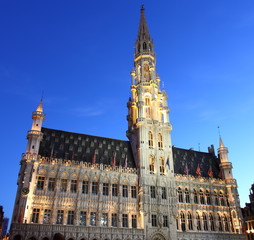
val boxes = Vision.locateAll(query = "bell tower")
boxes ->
[127,5,177,239]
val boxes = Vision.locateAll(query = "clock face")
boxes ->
[21,187,29,195]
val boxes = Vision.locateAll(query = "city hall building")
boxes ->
[10,6,245,240]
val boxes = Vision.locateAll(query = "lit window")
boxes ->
[150,186,156,198]
[31,209,40,223]
[111,213,117,227]
[48,178,56,192]
[79,211,86,226]
[60,179,67,192]
[103,183,109,196]
[131,186,137,198]
[132,215,137,228]
[92,182,98,195]
[56,210,64,224]
[123,185,128,197]
[37,177,45,190]
[90,212,97,226]
[112,184,118,197]
[82,181,89,194]
[67,210,74,225]
[122,214,128,227]
[43,209,51,224]
[70,180,77,193]
[151,215,157,227]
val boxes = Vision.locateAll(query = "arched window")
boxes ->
[178,187,183,203]
[194,189,198,204]
[218,214,223,231]
[203,213,208,231]
[209,213,215,231]
[220,191,225,206]
[148,131,153,147]
[149,155,155,174]
[185,188,190,203]
[159,157,165,175]
[187,212,193,230]
[145,98,151,118]
[206,190,211,205]
[196,212,201,231]
[224,214,229,232]
[214,190,219,205]
[180,211,186,232]
[143,42,147,50]
[158,133,163,149]
[200,189,205,204]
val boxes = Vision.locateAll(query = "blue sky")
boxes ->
[0,0,254,221]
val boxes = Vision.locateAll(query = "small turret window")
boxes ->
[143,42,147,50]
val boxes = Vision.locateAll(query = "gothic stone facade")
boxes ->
[10,6,245,240]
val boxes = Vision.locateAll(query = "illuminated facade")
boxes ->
[10,6,245,240]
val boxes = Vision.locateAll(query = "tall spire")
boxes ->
[135,5,154,57]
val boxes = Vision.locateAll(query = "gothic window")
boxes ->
[150,186,156,198]
[206,190,211,205]
[178,187,183,203]
[111,213,117,227]
[200,189,205,204]
[70,180,77,193]
[92,182,98,195]
[56,210,64,224]
[151,214,157,227]
[185,188,190,203]
[122,214,128,227]
[176,215,179,230]
[162,187,167,199]
[224,214,230,232]
[60,179,67,192]
[31,209,40,223]
[82,181,89,194]
[67,210,74,225]
[131,186,137,198]
[143,42,147,50]
[148,131,153,147]
[123,185,128,197]
[149,155,155,174]
[194,188,198,204]
[48,178,56,192]
[203,213,208,231]
[43,209,51,224]
[220,191,225,206]
[196,212,201,231]
[112,184,118,197]
[158,133,163,149]
[209,213,215,231]
[214,190,219,205]
[159,157,165,175]
[37,176,45,190]
[90,212,97,226]
[187,212,193,230]
[163,215,168,227]
[101,213,108,226]
[218,214,223,231]
[132,215,137,228]
[100,183,108,195]
[180,211,186,231]
[79,211,86,226]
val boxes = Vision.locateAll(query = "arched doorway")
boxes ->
[53,233,65,240]
[151,233,166,240]
[13,235,22,240]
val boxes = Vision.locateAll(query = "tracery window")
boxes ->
[122,185,128,197]
[163,215,168,227]
[131,186,137,198]
[132,215,137,228]
[67,210,74,225]
[196,212,201,231]
[90,212,97,226]
[220,191,226,206]
[37,176,45,190]
[92,182,98,195]
[101,213,108,226]
[218,214,223,231]
[149,155,155,174]
[159,157,165,175]
[122,214,128,227]
[82,181,89,194]
[158,133,163,149]
[203,213,208,231]
[194,189,198,204]
[150,186,156,198]
[224,214,230,232]
[200,189,205,204]
[60,179,67,192]
[70,180,77,193]
[187,212,193,230]
[103,183,109,196]
[162,187,167,199]
[56,210,64,224]
[206,190,211,205]
[148,131,153,147]
[209,213,215,231]
[31,208,40,223]
[111,213,117,227]
[152,214,157,227]
[180,211,186,231]
[143,42,147,50]
[214,190,219,205]
[79,211,86,226]
[112,184,118,197]
[185,188,190,203]
[48,178,56,192]
[178,187,183,203]
[43,209,51,224]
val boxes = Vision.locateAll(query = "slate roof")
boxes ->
[39,127,221,178]
[39,127,136,168]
